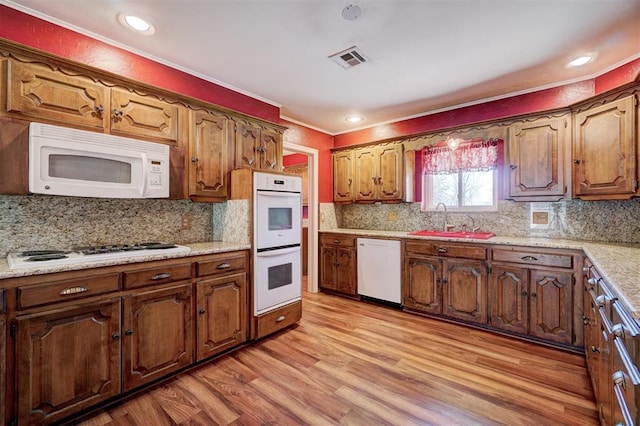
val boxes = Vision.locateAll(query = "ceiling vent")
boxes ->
[329,46,369,69]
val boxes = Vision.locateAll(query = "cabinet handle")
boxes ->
[582,266,591,273]
[112,109,124,119]
[583,315,591,326]
[348,178,352,186]
[521,256,537,262]
[442,279,448,284]
[591,345,600,353]
[612,323,625,339]
[334,240,340,244]
[509,164,517,170]
[437,247,448,254]
[276,315,286,322]
[596,294,608,307]
[199,309,206,315]
[522,291,528,297]
[333,262,340,267]
[573,159,581,164]
[612,371,626,388]
[530,292,537,298]
[191,157,198,163]
[125,329,133,336]
[112,332,120,340]
[151,272,171,280]
[60,286,89,295]
[587,277,598,287]
[436,278,441,284]
[94,105,104,117]
[217,263,231,269]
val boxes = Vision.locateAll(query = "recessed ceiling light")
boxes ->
[567,53,595,68]
[345,116,363,123]
[118,13,155,35]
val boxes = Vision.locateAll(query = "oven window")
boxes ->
[268,263,292,290]
[268,207,292,231]
[49,155,132,183]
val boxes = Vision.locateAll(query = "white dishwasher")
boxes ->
[357,238,401,304]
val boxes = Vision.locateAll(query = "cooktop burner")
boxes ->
[7,243,191,270]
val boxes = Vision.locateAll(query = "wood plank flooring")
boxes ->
[77,287,598,425]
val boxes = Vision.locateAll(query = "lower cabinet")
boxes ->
[319,234,357,297]
[489,264,573,344]
[196,272,247,361]
[15,299,122,425]
[122,283,193,391]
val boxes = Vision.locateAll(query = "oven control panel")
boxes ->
[254,172,302,193]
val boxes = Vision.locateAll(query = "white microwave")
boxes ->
[29,122,170,199]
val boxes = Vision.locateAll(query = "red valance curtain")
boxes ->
[423,138,502,174]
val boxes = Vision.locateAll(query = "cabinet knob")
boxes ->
[612,323,625,339]
[191,157,198,163]
[583,315,591,326]
[199,309,206,315]
[587,277,598,287]
[112,109,124,119]
[112,332,120,340]
[573,159,581,164]
[582,266,591,273]
[276,315,286,322]
[125,329,133,336]
[509,164,517,170]
[530,292,537,298]
[522,291,528,297]
[591,345,600,353]
[94,105,104,117]
[437,247,448,254]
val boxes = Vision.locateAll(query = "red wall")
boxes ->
[283,154,308,166]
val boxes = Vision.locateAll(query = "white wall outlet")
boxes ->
[530,203,551,229]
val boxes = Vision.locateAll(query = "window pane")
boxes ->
[432,173,459,207]
[462,170,494,206]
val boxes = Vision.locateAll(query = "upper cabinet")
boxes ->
[333,143,403,204]
[507,114,569,201]
[573,95,637,200]
[5,60,182,145]
[333,150,355,203]
[234,121,283,171]
[188,109,233,200]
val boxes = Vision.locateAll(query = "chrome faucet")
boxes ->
[435,202,453,231]
[467,215,480,233]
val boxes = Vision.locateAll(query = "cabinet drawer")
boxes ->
[404,241,486,260]
[321,234,356,247]
[123,263,191,289]
[17,273,119,309]
[491,248,573,268]
[195,253,247,277]
[254,300,301,339]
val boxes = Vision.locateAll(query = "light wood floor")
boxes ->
[77,285,598,426]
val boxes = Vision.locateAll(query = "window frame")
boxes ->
[421,168,499,213]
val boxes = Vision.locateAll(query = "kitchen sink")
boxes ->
[407,230,495,239]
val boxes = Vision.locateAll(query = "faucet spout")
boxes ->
[435,202,450,232]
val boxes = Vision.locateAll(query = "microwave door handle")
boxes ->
[256,246,300,257]
[140,153,149,197]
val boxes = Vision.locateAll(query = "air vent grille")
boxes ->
[329,46,369,69]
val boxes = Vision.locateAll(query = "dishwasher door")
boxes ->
[357,238,401,303]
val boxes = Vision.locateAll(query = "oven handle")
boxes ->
[256,246,300,257]
[256,190,301,197]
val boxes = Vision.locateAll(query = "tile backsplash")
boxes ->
[0,195,213,256]
[321,199,640,244]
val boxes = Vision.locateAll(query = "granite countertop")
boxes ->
[0,241,251,280]
[322,228,640,321]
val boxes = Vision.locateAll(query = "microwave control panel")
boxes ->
[149,160,164,187]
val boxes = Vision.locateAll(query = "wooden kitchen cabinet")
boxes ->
[403,241,488,324]
[122,283,193,392]
[489,246,577,346]
[320,234,357,297]
[354,144,404,203]
[507,114,569,200]
[4,60,182,145]
[188,109,233,200]
[573,95,637,200]
[15,299,121,425]
[234,121,283,171]
[333,150,355,203]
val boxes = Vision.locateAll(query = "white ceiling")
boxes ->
[3,0,640,135]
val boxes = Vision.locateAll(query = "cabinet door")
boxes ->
[336,248,357,295]
[442,259,488,324]
[584,289,601,392]
[110,88,179,143]
[320,247,338,291]
[508,117,567,199]
[489,264,528,334]
[377,144,404,201]
[122,284,193,392]
[16,300,121,425]
[403,256,442,314]
[196,272,247,361]
[234,122,260,169]
[573,96,636,199]
[6,60,107,129]
[189,110,231,198]
[354,147,377,202]
[528,269,573,344]
[260,127,282,170]
[333,151,354,202]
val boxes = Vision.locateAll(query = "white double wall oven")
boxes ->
[253,172,303,315]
